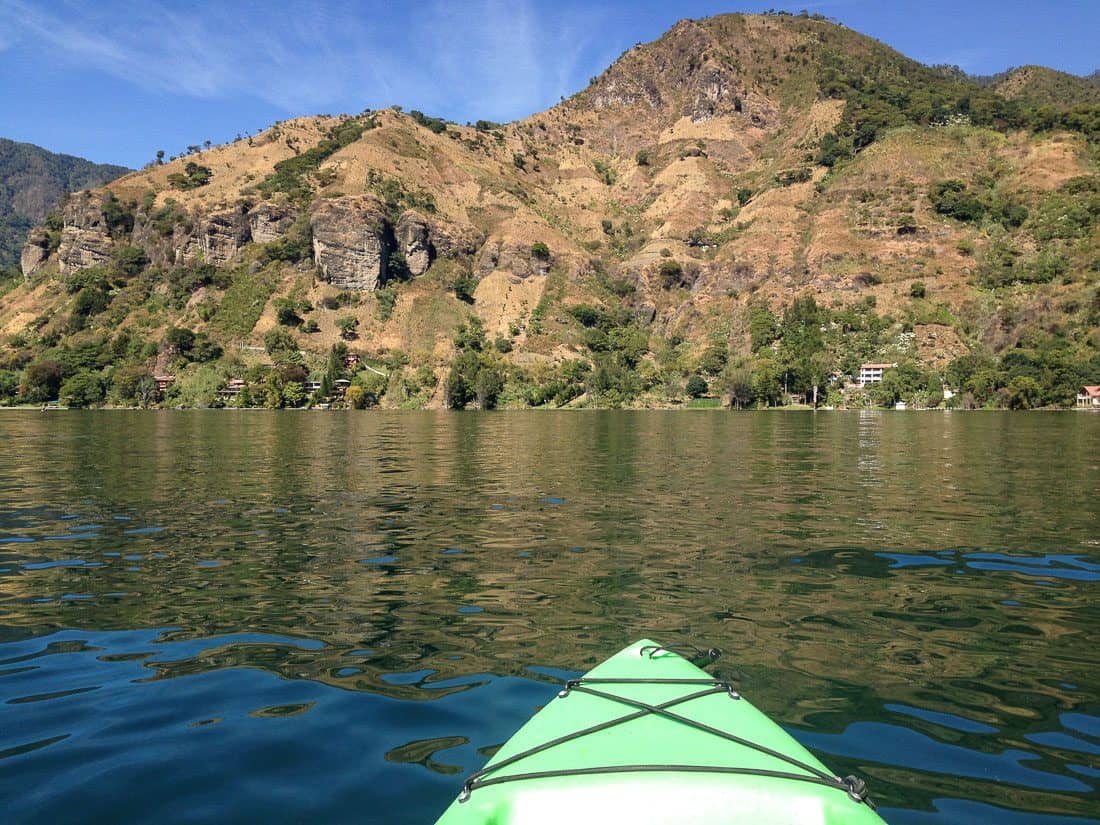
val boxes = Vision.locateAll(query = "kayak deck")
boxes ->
[436,639,887,824]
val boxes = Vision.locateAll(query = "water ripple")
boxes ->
[0,411,1097,823]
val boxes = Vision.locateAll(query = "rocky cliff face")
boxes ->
[248,202,298,244]
[310,196,390,291]
[186,206,251,266]
[56,193,114,274]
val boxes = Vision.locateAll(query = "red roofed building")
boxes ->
[1077,386,1100,409]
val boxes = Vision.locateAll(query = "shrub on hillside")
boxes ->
[929,180,985,222]
[168,162,213,191]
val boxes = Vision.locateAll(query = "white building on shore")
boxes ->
[858,363,896,387]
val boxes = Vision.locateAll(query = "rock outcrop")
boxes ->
[310,196,390,291]
[57,194,114,274]
[169,206,249,266]
[429,222,482,261]
[477,239,551,279]
[193,206,251,265]
[20,228,50,277]
[248,201,298,244]
[395,210,432,276]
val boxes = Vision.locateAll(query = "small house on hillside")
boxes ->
[858,363,896,387]
[154,375,175,393]
[218,378,246,399]
[344,352,360,369]
[1077,386,1100,409]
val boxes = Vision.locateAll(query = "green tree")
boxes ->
[747,302,779,353]
[315,372,333,403]
[262,373,284,408]
[965,369,1002,407]
[110,365,155,407]
[445,350,480,409]
[274,299,302,326]
[337,315,359,340]
[779,295,824,394]
[264,327,299,360]
[454,317,486,351]
[751,358,783,407]
[349,370,387,408]
[929,180,985,222]
[723,367,755,410]
[70,286,111,328]
[926,375,945,408]
[451,273,478,304]
[697,343,728,376]
[0,370,19,403]
[475,366,505,409]
[1005,376,1041,409]
[21,361,63,403]
[60,370,105,408]
[167,161,212,190]
[376,287,397,320]
[111,245,148,280]
[685,375,708,398]
[282,381,306,407]
[164,326,196,354]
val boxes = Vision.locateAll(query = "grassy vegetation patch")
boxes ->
[208,268,281,337]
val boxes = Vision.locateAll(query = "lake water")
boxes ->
[1,410,1098,823]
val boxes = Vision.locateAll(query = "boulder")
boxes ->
[248,201,298,244]
[476,238,549,280]
[20,228,50,277]
[431,222,482,261]
[310,196,390,291]
[395,210,432,276]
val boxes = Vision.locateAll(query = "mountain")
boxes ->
[1,11,1097,410]
[991,66,1100,108]
[0,139,128,271]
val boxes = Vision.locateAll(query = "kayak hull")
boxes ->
[435,639,887,824]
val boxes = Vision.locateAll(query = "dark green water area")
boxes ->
[1,410,1098,823]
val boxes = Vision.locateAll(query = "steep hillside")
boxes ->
[1,11,1097,411]
[0,139,128,270]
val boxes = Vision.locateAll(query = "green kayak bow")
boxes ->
[436,639,888,824]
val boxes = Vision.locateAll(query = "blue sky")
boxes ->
[0,0,1097,168]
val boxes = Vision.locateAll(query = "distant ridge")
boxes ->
[0,138,129,269]
[989,65,1100,108]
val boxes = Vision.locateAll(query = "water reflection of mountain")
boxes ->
[2,411,1098,819]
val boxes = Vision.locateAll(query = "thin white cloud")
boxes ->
[0,0,610,121]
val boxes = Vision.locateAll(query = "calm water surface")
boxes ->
[1,411,1098,823]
